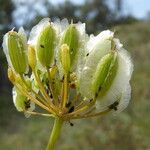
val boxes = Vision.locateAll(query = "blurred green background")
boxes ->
[0,0,150,149]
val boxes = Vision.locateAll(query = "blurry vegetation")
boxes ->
[0,0,14,62]
[0,0,15,124]
[0,0,150,150]
[26,0,138,33]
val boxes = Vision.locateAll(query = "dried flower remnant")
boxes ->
[3,18,133,150]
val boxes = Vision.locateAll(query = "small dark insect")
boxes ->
[24,100,30,109]
[69,121,74,126]
[40,44,45,48]
[70,83,76,89]
[66,102,71,108]
[89,99,93,102]
[68,106,74,113]
[50,93,53,99]
[86,53,89,56]
[108,101,119,111]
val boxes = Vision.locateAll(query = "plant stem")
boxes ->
[46,117,63,150]
[33,70,59,113]
[62,74,68,108]
[46,67,58,105]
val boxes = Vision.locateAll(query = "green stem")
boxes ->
[46,117,63,150]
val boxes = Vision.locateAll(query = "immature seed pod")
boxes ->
[36,24,56,68]
[3,28,28,74]
[60,44,70,74]
[12,87,34,112]
[92,52,118,98]
[28,45,36,69]
[79,30,114,98]
[61,24,79,70]
[79,30,133,112]
[13,88,27,112]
